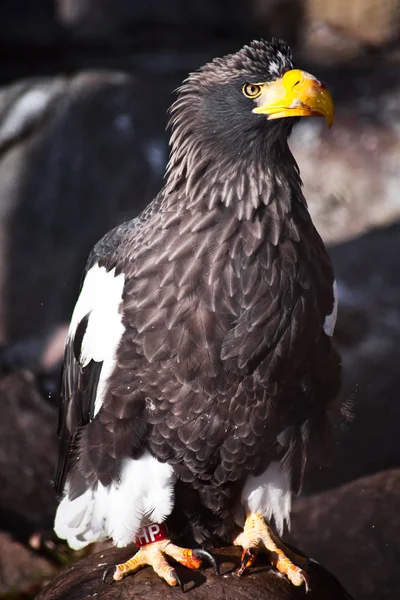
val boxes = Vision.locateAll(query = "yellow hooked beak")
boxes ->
[252,69,334,127]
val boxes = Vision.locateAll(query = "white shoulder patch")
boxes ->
[323,280,338,337]
[54,452,176,549]
[68,263,125,417]
[240,461,291,535]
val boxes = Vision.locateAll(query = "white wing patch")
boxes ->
[323,280,338,337]
[54,452,176,549]
[68,263,125,417]
[240,461,291,535]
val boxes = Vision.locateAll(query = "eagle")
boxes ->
[54,38,341,591]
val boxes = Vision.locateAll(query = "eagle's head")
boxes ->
[168,39,333,171]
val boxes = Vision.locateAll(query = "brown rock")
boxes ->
[0,530,56,596]
[300,20,366,64]
[0,70,171,374]
[0,371,57,535]
[301,0,400,64]
[37,545,352,600]
[305,0,400,46]
[290,469,400,600]
[289,67,400,492]
[295,218,400,493]
[290,78,400,245]
[54,0,247,44]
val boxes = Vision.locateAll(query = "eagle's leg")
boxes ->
[106,539,217,588]
[234,513,309,590]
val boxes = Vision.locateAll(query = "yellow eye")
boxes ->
[242,83,262,98]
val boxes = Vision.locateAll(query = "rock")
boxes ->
[305,0,400,47]
[290,469,400,600]
[0,371,57,535]
[1,1,400,83]
[302,221,400,492]
[300,0,400,65]
[0,70,171,375]
[37,545,352,600]
[0,530,57,596]
[54,0,248,44]
[250,0,303,46]
[290,65,400,245]
[0,76,67,347]
[0,1,61,47]
[288,67,400,492]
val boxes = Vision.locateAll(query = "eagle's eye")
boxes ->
[242,83,263,99]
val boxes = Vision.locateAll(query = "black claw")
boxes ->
[193,548,220,575]
[302,570,310,593]
[243,548,256,565]
[172,569,184,592]
[237,547,257,577]
[102,565,117,584]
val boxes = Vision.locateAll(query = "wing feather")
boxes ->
[54,222,132,497]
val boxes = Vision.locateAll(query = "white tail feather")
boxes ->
[54,452,176,549]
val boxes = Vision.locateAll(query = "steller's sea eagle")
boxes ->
[54,39,342,590]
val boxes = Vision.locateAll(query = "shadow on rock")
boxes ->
[305,222,400,492]
[0,371,57,538]
[291,468,400,600]
[37,545,352,600]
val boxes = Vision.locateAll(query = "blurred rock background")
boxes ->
[0,1,400,598]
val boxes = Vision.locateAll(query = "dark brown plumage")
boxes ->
[54,39,342,557]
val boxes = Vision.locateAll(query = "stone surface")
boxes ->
[2,1,400,81]
[305,0,400,47]
[19,469,400,600]
[290,469,400,600]
[54,0,248,43]
[0,77,67,345]
[303,221,400,493]
[0,371,57,536]
[0,70,171,374]
[0,530,57,596]
[291,65,400,245]
[288,67,400,493]
[37,545,352,600]
[299,0,400,65]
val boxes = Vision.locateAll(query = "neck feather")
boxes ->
[162,105,305,219]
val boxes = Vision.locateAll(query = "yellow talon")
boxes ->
[234,513,309,590]
[104,537,217,588]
